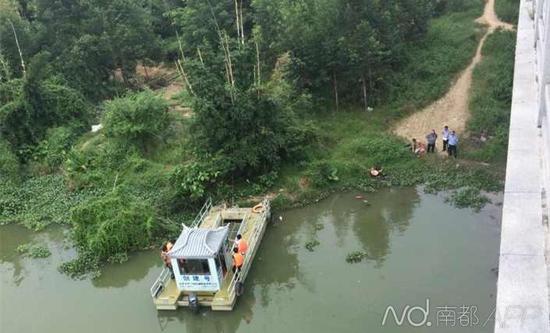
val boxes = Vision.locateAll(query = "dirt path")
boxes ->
[392,0,513,149]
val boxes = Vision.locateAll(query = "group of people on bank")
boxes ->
[412,125,459,158]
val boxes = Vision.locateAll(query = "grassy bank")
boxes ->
[495,0,521,25]
[384,4,485,118]
[463,29,516,163]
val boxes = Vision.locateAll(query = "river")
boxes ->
[0,188,501,332]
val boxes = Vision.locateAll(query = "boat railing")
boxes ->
[227,198,270,300]
[236,210,250,236]
[150,266,172,299]
[189,197,212,228]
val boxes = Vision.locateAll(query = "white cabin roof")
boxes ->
[168,225,229,259]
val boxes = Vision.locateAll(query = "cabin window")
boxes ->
[178,259,210,275]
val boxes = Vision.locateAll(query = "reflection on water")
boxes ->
[0,188,501,333]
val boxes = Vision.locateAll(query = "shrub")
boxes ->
[102,90,170,151]
[0,139,19,181]
[33,126,80,173]
[71,191,158,261]
[171,156,228,201]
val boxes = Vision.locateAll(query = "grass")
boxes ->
[384,4,485,119]
[463,29,516,163]
[495,0,521,25]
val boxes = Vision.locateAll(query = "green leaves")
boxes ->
[71,191,158,262]
[102,90,170,151]
[16,243,51,258]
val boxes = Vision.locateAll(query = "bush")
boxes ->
[306,161,340,188]
[102,90,170,151]
[33,126,80,173]
[171,156,228,201]
[495,0,520,24]
[344,135,410,166]
[71,191,158,261]
[0,139,19,181]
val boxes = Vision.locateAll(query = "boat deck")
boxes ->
[151,201,270,311]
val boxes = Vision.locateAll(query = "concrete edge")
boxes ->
[494,0,550,332]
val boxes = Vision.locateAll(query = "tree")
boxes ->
[102,90,171,151]
[0,53,93,156]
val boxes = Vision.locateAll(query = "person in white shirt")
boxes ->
[441,125,450,152]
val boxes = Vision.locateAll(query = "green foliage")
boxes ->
[0,175,102,230]
[0,138,19,181]
[306,161,340,188]
[16,243,51,258]
[346,251,368,263]
[305,239,320,252]
[58,251,101,279]
[465,30,516,162]
[34,0,162,99]
[447,187,490,212]
[171,157,225,201]
[71,191,158,262]
[386,8,484,115]
[32,126,80,173]
[188,47,315,177]
[102,91,170,151]
[0,56,93,156]
[495,0,520,24]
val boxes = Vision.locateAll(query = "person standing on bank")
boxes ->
[447,130,459,158]
[441,126,450,152]
[426,129,437,153]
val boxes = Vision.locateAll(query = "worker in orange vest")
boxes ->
[235,234,248,255]
[232,247,244,273]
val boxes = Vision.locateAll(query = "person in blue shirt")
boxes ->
[447,130,459,158]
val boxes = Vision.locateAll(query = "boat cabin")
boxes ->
[168,226,231,293]
[150,198,270,311]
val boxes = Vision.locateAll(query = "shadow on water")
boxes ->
[351,187,420,267]
[92,251,161,288]
[156,292,256,333]
[0,224,68,286]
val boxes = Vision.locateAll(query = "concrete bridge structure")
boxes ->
[495,0,550,332]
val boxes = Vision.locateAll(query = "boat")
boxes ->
[150,198,271,311]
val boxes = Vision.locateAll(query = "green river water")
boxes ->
[0,188,501,333]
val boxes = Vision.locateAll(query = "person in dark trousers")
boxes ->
[447,130,458,158]
[441,126,450,152]
[426,129,437,153]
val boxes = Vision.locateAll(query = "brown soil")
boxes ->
[392,0,513,152]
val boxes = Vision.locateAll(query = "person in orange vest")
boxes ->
[235,234,248,255]
[232,247,244,273]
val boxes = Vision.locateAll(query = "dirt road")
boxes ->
[392,0,513,149]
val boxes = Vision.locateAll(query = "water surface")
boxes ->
[0,188,501,332]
